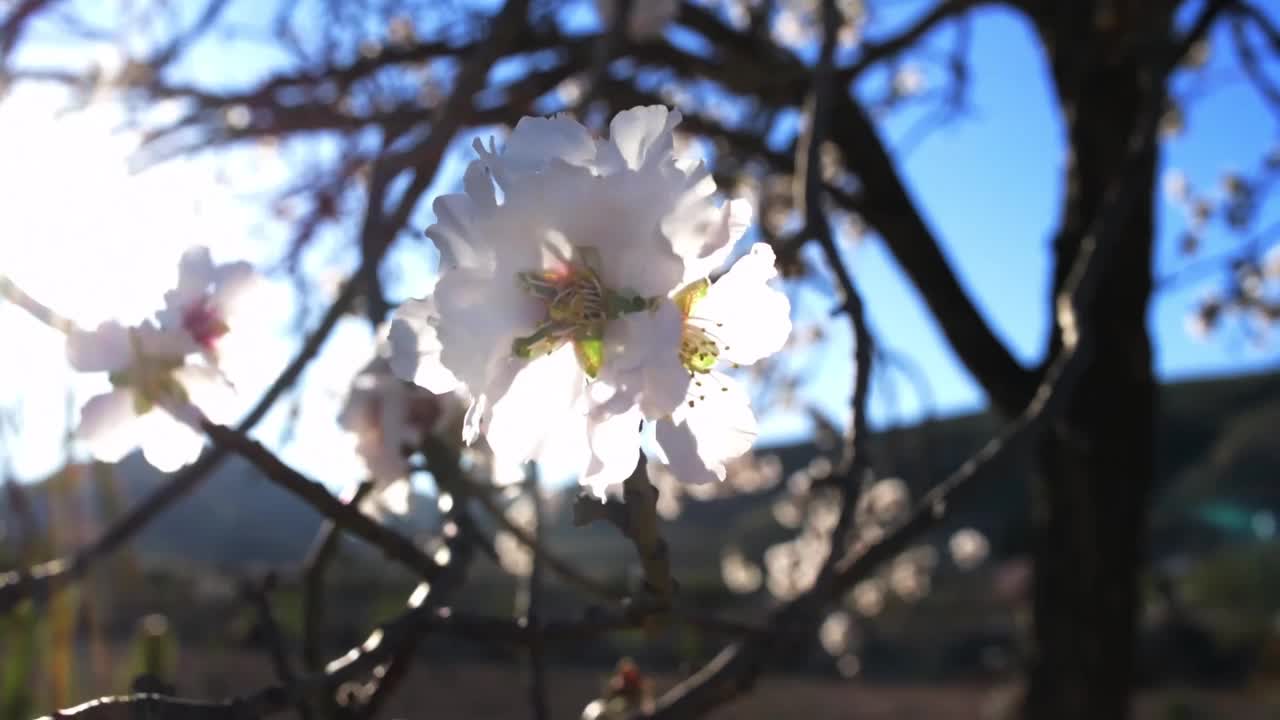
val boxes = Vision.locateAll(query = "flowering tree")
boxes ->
[0,1,1274,719]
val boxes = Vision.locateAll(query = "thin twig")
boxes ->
[796,0,877,585]
[572,459,674,618]
[0,274,75,333]
[473,481,622,602]
[574,0,632,113]
[522,464,551,720]
[834,0,989,84]
[242,575,311,720]
[299,480,374,673]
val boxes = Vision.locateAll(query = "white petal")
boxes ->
[138,409,206,473]
[157,246,216,329]
[667,196,753,284]
[136,320,199,360]
[428,190,491,272]
[387,297,461,394]
[484,345,583,466]
[337,377,375,434]
[66,322,132,372]
[581,404,644,499]
[434,268,539,395]
[177,246,216,287]
[555,166,687,299]
[602,106,680,171]
[173,364,238,425]
[603,303,690,420]
[658,372,758,483]
[210,261,268,323]
[655,418,719,484]
[76,388,142,463]
[696,243,791,366]
[461,156,498,210]
[494,114,596,176]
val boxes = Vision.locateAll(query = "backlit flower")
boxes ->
[613,243,790,484]
[338,356,459,516]
[68,320,235,471]
[155,246,266,373]
[68,246,261,471]
[390,106,749,495]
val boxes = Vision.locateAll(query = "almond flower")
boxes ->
[609,243,791,484]
[68,247,263,471]
[338,356,460,517]
[389,106,750,494]
[155,246,265,370]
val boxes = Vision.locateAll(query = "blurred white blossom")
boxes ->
[819,610,856,656]
[849,578,886,617]
[948,527,990,570]
[338,356,461,517]
[69,246,262,471]
[721,547,763,594]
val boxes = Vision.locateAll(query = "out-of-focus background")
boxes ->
[1,0,1280,718]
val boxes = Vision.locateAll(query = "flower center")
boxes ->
[680,326,720,374]
[182,301,230,350]
[673,278,726,375]
[511,251,652,378]
[548,273,608,326]
[108,330,190,415]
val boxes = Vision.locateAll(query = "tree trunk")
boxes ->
[1024,4,1169,718]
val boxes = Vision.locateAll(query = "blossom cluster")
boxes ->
[65,106,787,503]
[390,106,790,497]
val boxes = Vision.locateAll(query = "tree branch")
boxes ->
[835,0,993,84]
[0,274,75,334]
[299,480,373,673]
[827,89,1038,415]
[473,479,622,602]
[202,421,447,584]
[241,575,310,720]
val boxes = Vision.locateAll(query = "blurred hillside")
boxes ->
[2,370,1279,693]
[8,370,1278,577]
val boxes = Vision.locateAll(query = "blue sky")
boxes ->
[1,0,1278,488]
[792,1,1280,433]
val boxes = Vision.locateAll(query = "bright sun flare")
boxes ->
[0,88,199,328]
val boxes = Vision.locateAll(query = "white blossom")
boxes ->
[390,106,750,496]
[68,246,262,472]
[338,356,459,517]
[155,245,268,374]
[595,0,679,39]
[618,243,791,485]
[68,321,235,471]
[949,527,990,570]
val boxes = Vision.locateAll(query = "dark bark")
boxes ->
[829,93,1038,416]
[1024,3,1170,717]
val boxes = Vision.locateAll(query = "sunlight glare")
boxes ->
[0,92,205,328]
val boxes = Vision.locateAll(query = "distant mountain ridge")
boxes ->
[3,369,1278,576]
